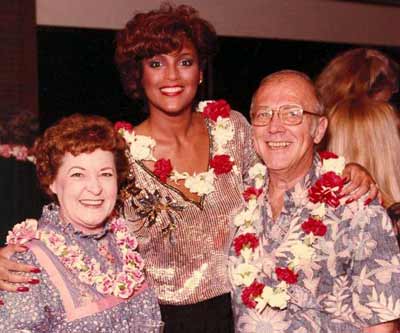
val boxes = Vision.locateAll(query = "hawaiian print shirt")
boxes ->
[230,155,400,333]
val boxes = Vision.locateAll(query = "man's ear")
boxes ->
[313,116,328,145]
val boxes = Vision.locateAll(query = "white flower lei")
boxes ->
[230,154,346,312]
[118,100,236,196]
[7,217,145,299]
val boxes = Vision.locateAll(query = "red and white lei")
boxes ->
[7,217,145,299]
[0,144,35,163]
[114,100,237,196]
[230,152,346,312]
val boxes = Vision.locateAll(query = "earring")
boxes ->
[199,78,203,85]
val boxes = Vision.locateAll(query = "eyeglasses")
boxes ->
[251,104,321,126]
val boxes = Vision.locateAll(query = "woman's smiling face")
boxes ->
[141,39,202,115]
[49,148,118,234]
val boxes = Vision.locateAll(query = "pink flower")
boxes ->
[13,146,28,161]
[114,121,133,132]
[202,100,231,121]
[6,219,38,245]
[131,268,145,284]
[117,234,138,250]
[0,144,12,158]
[241,280,265,309]
[124,250,145,271]
[110,218,129,233]
[96,274,114,295]
[210,154,233,175]
[233,233,259,256]
[243,187,263,201]
[114,272,135,299]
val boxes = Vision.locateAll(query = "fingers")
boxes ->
[0,279,30,293]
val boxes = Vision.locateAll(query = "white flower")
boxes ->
[184,170,216,195]
[196,100,214,113]
[212,118,234,153]
[232,263,259,287]
[290,241,315,267]
[309,202,326,218]
[6,219,38,245]
[321,156,345,175]
[123,131,156,161]
[248,163,267,189]
[233,204,260,229]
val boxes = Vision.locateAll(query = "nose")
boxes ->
[166,63,178,80]
[86,176,102,195]
[268,111,285,134]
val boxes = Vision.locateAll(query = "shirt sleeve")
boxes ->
[0,251,55,332]
[349,202,400,327]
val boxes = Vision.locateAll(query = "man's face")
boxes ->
[251,75,327,178]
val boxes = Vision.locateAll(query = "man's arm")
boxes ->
[363,320,398,333]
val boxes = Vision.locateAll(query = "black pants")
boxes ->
[160,293,234,333]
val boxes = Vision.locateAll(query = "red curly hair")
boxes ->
[115,3,217,100]
[33,114,129,198]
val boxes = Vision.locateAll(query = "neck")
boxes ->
[267,152,314,218]
[146,107,196,141]
[59,212,104,235]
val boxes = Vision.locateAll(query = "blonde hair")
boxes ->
[316,48,399,113]
[327,98,400,207]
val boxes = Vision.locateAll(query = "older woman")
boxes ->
[0,114,162,332]
[0,4,378,332]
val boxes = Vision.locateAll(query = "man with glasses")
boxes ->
[229,70,400,332]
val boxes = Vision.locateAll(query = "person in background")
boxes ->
[327,98,400,245]
[0,109,43,245]
[0,114,162,332]
[316,48,399,114]
[230,70,400,332]
[0,4,379,332]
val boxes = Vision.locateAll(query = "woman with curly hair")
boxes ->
[0,114,162,332]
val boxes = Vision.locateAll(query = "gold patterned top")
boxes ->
[121,110,258,305]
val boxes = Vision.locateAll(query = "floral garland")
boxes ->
[7,217,145,299]
[114,100,237,196]
[0,144,35,163]
[230,152,346,312]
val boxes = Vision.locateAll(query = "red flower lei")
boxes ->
[232,152,346,310]
[153,158,173,182]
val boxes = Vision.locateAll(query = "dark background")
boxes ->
[37,26,400,130]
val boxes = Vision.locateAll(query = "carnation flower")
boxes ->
[210,154,233,175]
[318,151,338,160]
[232,263,259,287]
[114,121,133,132]
[275,267,298,284]
[184,170,216,195]
[309,171,345,208]
[233,233,259,256]
[202,99,231,121]
[248,163,267,189]
[153,158,172,182]
[301,217,327,236]
[6,219,38,245]
[243,187,263,202]
[241,280,265,309]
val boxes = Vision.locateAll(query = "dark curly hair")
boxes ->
[0,108,39,147]
[33,114,129,199]
[115,3,218,100]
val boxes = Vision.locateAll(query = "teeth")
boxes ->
[267,142,290,148]
[161,87,183,93]
[80,200,103,205]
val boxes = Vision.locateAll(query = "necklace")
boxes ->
[115,100,236,196]
[0,144,35,163]
[7,217,145,299]
[230,152,346,312]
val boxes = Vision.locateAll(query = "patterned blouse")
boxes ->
[0,205,161,332]
[122,110,257,305]
[230,155,400,332]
